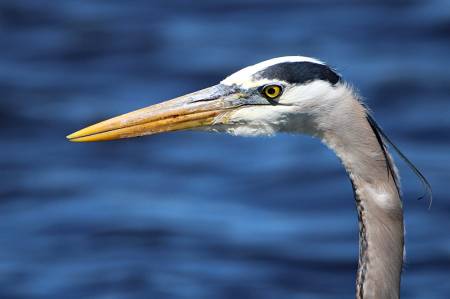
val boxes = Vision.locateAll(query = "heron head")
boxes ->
[67,56,341,142]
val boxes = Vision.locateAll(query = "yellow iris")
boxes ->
[263,85,281,98]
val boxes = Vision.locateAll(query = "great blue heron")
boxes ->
[68,56,432,299]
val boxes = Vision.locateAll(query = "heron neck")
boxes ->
[318,97,404,299]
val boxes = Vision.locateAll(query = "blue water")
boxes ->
[1,1,449,298]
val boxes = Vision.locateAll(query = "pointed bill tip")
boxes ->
[66,121,119,142]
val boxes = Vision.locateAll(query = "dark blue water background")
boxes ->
[1,1,449,298]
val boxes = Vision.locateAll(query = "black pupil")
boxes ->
[267,87,275,95]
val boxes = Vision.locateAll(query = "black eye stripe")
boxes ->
[254,62,340,85]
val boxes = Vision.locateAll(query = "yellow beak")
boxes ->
[67,85,243,142]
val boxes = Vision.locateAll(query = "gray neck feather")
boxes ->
[315,89,404,299]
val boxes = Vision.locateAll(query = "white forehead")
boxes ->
[221,56,325,88]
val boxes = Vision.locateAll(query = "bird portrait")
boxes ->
[68,56,431,299]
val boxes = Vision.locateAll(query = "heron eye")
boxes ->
[263,85,282,99]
